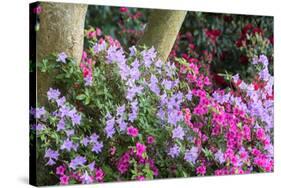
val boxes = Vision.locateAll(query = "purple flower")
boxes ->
[116,117,127,131]
[186,90,193,101]
[168,109,183,126]
[47,88,61,101]
[126,85,143,101]
[259,68,270,81]
[56,52,68,63]
[214,150,225,164]
[57,119,65,131]
[59,105,71,118]
[162,79,172,90]
[44,148,59,166]
[35,123,45,133]
[107,45,126,64]
[84,75,93,86]
[81,137,90,146]
[65,129,74,137]
[118,62,130,80]
[172,126,185,140]
[259,54,269,67]
[60,139,78,152]
[168,144,180,158]
[105,117,115,138]
[69,155,87,170]
[141,47,156,68]
[157,108,166,120]
[184,147,199,164]
[116,104,125,117]
[130,66,141,81]
[56,96,66,107]
[92,141,103,154]
[93,40,107,53]
[90,133,99,143]
[155,59,163,68]
[128,112,138,122]
[81,171,93,184]
[129,46,137,56]
[71,113,81,125]
[149,75,160,95]
[88,161,96,171]
[35,107,46,119]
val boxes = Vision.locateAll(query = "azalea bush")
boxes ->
[30,27,273,185]
[86,7,273,87]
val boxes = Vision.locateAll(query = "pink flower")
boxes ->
[96,28,102,36]
[33,5,42,14]
[95,168,104,182]
[147,136,155,144]
[196,165,206,176]
[56,165,66,176]
[127,126,139,137]
[137,176,145,180]
[88,31,96,39]
[110,146,116,155]
[136,142,146,157]
[256,128,265,141]
[119,7,128,13]
[60,175,69,185]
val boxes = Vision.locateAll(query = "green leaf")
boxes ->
[76,94,86,100]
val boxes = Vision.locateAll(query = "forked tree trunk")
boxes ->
[36,2,88,105]
[139,9,187,62]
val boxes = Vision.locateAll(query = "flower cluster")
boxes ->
[33,27,273,185]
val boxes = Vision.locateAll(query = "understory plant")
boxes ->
[31,28,274,185]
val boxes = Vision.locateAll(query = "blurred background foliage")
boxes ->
[85,5,273,87]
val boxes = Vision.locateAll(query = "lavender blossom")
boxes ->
[184,147,199,164]
[168,144,180,158]
[56,52,68,63]
[69,155,87,170]
[172,126,185,140]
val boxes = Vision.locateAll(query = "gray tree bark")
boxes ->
[139,9,187,62]
[36,2,88,105]
[35,3,87,185]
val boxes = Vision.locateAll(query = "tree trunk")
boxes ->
[35,3,87,185]
[139,9,187,62]
[36,2,88,105]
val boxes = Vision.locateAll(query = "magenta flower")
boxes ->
[196,165,206,176]
[95,168,104,182]
[60,175,69,185]
[147,136,155,144]
[56,165,66,176]
[137,176,145,181]
[136,142,146,157]
[127,126,139,137]
[33,5,42,14]
[256,128,265,141]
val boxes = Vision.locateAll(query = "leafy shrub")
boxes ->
[31,28,273,185]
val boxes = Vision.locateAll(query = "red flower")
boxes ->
[242,23,253,34]
[239,55,248,65]
[253,27,264,35]
[205,29,221,43]
[269,35,274,45]
[119,7,128,13]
